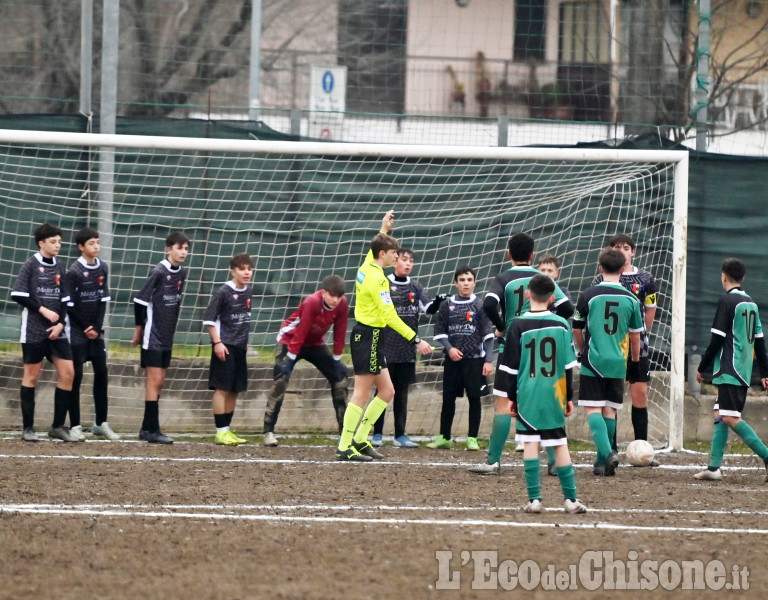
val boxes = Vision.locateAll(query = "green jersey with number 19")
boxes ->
[495,311,578,431]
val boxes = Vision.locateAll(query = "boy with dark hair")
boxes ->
[694,258,768,482]
[594,233,658,457]
[65,226,119,441]
[11,223,77,442]
[204,253,254,446]
[573,248,643,476]
[336,211,433,461]
[494,274,586,513]
[132,231,190,444]
[469,232,574,474]
[427,266,494,451]
[371,248,445,448]
[263,273,349,446]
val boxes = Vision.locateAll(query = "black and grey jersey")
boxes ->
[434,294,494,359]
[202,281,252,349]
[11,253,70,343]
[66,257,111,345]
[134,259,187,350]
[381,274,431,363]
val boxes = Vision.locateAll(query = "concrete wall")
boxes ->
[3,356,768,445]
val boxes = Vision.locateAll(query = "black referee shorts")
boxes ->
[351,323,387,375]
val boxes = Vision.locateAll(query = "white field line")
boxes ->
[0,502,765,517]
[0,452,763,473]
[1,503,767,535]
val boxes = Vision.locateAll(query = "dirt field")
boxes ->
[1,435,766,599]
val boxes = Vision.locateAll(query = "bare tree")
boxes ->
[0,0,337,117]
[621,0,768,139]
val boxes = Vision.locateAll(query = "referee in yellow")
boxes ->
[336,211,434,461]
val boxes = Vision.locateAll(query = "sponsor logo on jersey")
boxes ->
[83,271,89,278]
[381,291,392,304]
[466,311,475,322]
[356,271,366,285]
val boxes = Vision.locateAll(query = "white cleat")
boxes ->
[694,468,722,481]
[564,499,588,514]
[524,499,542,514]
[92,422,121,441]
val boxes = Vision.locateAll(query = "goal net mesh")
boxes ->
[0,134,682,446]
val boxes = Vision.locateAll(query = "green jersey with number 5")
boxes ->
[573,282,643,379]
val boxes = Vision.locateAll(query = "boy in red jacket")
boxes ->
[262,275,349,446]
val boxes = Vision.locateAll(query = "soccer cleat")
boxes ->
[515,441,524,452]
[215,430,239,446]
[21,427,38,442]
[69,425,86,442]
[694,468,722,481]
[352,440,384,459]
[468,461,500,476]
[426,435,452,449]
[547,460,557,477]
[593,460,606,477]
[335,447,373,462]
[524,499,542,514]
[371,433,383,447]
[263,431,278,447]
[48,426,78,442]
[649,459,661,467]
[228,431,247,444]
[140,429,173,444]
[604,451,620,477]
[465,437,480,451]
[92,422,121,441]
[564,499,588,514]
[393,435,419,448]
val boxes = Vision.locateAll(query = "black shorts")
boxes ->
[22,338,73,364]
[70,338,107,365]
[141,348,172,369]
[351,324,387,375]
[209,345,248,393]
[277,343,343,384]
[442,357,489,398]
[578,374,625,410]
[627,356,651,383]
[515,425,568,447]
[714,384,748,418]
[388,362,416,388]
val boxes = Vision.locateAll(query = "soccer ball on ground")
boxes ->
[625,439,655,467]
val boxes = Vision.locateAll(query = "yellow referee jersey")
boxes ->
[354,250,416,341]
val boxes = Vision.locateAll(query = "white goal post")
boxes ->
[0,129,688,449]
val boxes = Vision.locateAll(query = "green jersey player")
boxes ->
[573,248,642,477]
[494,274,586,514]
[694,258,768,482]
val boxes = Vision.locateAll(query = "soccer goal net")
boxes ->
[0,129,688,448]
